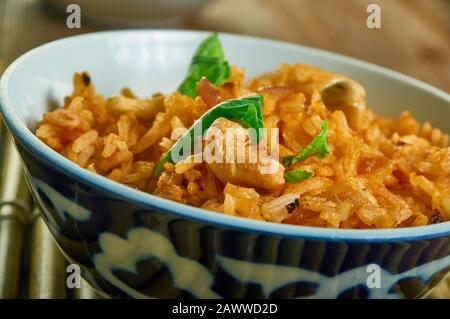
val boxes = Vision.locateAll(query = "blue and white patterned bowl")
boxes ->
[1,30,449,299]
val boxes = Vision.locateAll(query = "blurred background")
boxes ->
[0,0,449,299]
[1,0,449,91]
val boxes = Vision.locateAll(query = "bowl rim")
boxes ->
[1,29,449,243]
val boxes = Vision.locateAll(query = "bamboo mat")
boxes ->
[0,0,449,299]
[0,133,101,299]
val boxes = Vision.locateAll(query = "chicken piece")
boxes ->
[204,117,285,190]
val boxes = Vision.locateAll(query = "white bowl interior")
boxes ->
[4,30,449,133]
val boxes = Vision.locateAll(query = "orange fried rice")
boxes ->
[35,64,450,228]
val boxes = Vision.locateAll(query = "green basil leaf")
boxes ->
[283,120,330,167]
[154,95,264,177]
[284,169,313,183]
[178,33,231,98]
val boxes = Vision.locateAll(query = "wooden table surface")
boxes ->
[195,0,450,93]
[1,0,449,93]
[0,0,449,298]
